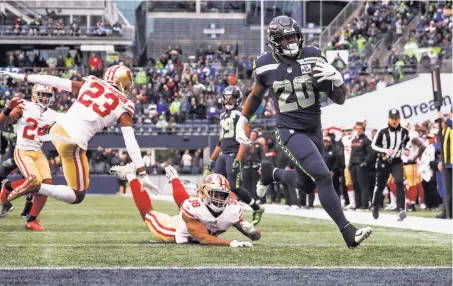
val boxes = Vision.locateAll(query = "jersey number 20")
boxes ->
[273,75,315,112]
[78,82,119,117]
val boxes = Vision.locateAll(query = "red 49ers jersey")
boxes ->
[175,198,243,244]
[16,101,57,150]
[57,76,135,150]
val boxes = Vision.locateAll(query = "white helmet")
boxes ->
[32,84,54,109]
[198,173,231,213]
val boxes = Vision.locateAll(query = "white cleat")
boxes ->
[420,203,427,210]
[385,204,397,211]
[344,204,356,210]
[109,163,135,180]
[256,181,268,198]
[164,165,179,181]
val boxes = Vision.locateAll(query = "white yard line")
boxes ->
[149,195,453,234]
[0,266,450,270]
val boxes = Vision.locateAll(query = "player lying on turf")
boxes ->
[110,163,261,247]
[0,65,160,205]
[0,84,57,231]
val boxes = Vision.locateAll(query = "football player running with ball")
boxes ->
[110,163,260,246]
[0,65,160,206]
[207,86,264,225]
[235,16,372,248]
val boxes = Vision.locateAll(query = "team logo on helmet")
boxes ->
[103,65,134,96]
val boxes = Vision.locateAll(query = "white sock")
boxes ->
[390,192,397,206]
[126,173,136,182]
[38,184,76,204]
[348,191,355,206]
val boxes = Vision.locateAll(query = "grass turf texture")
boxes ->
[0,195,451,268]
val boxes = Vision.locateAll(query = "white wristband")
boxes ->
[237,115,249,127]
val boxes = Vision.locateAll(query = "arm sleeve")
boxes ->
[26,74,73,92]
[412,138,426,160]
[371,129,388,153]
[446,118,452,129]
[401,130,410,149]
[121,126,145,169]
[328,84,346,105]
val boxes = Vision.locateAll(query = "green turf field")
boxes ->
[0,196,450,268]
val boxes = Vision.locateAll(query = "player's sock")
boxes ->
[4,179,26,192]
[231,187,260,211]
[347,186,355,207]
[418,184,425,205]
[273,169,298,187]
[316,175,349,231]
[171,178,190,208]
[128,177,153,217]
[408,186,417,205]
[38,184,76,203]
[27,194,48,222]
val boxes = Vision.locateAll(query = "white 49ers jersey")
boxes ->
[56,76,135,150]
[16,101,57,150]
[342,135,353,166]
[175,198,243,244]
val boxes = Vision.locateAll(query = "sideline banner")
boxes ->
[321,74,452,129]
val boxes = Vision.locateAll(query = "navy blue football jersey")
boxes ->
[253,45,326,132]
[219,107,242,154]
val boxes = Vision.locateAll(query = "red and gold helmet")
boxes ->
[103,65,134,96]
[198,173,231,213]
[31,84,54,109]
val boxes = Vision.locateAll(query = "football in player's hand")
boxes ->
[311,58,333,93]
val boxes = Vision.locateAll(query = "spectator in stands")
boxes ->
[181,150,192,174]
[113,21,122,36]
[143,151,155,173]
[156,114,169,131]
[169,97,181,122]
[191,149,202,174]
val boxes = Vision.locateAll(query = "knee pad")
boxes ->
[71,191,86,204]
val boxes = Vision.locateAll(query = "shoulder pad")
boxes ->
[253,52,277,70]
[181,198,202,220]
[226,200,244,222]
[302,45,323,57]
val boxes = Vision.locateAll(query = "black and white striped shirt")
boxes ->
[372,125,410,160]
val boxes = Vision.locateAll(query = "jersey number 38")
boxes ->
[273,74,315,112]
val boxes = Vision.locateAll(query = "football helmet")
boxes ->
[268,16,303,57]
[222,85,243,110]
[103,65,134,95]
[198,173,231,213]
[31,84,54,109]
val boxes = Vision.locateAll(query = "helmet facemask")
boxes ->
[201,186,230,213]
[32,85,54,109]
[270,32,302,57]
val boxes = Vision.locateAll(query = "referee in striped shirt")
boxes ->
[371,109,410,221]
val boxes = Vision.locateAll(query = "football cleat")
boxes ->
[259,161,275,186]
[396,210,407,222]
[384,204,397,211]
[25,220,46,231]
[341,223,372,248]
[109,163,135,180]
[164,165,179,181]
[343,204,356,210]
[252,206,265,226]
[0,202,14,218]
[372,206,379,219]
[8,175,40,201]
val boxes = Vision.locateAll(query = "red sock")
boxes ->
[30,194,48,218]
[171,178,190,208]
[408,186,417,203]
[418,184,425,204]
[130,179,152,217]
[11,179,26,189]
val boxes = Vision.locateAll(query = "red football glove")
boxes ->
[7,97,24,110]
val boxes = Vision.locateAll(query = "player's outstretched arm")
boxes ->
[0,97,23,125]
[234,219,261,241]
[119,112,160,194]
[0,71,84,94]
[182,213,253,247]
[236,81,266,146]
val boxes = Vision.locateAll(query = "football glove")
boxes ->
[230,240,253,248]
[312,61,344,87]
[239,221,256,235]
[138,173,161,195]
[6,97,24,110]
[236,115,251,147]
[207,159,215,172]
[232,159,242,174]
[164,165,179,181]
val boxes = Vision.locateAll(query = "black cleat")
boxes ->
[436,210,447,219]
[0,202,14,218]
[372,206,379,219]
[341,223,372,248]
[20,201,33,219]
[408,204,416,212]
[260,161,275,186]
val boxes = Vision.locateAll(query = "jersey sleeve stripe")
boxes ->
[182,207,196,219]
[255,63,280,75]
[127,105,135,111]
